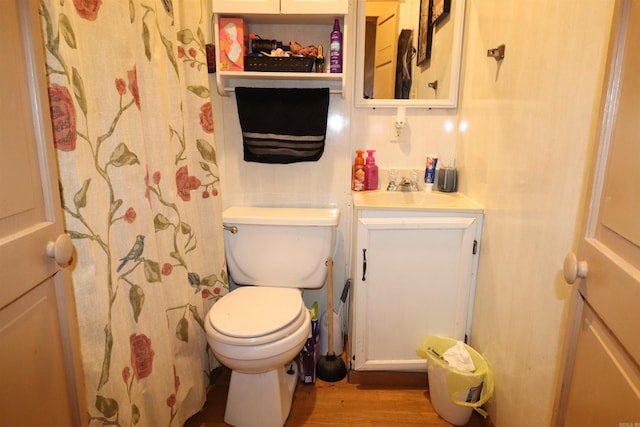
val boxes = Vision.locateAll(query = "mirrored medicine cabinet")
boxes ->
[354,0,466,109]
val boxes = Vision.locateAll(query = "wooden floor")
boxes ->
[184,366,487,427]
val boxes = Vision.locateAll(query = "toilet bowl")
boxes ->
[206,287,310,372]
[206,287,311,427]
[205,206,339,427]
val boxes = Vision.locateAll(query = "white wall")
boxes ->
[210,88,351,319]
[458,1,615,425]
[211,0,615,425]
[207,12,353,318]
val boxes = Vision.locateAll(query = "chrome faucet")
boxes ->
[387,170,420,191]
[397,177,415,191]
[397,176,419,191]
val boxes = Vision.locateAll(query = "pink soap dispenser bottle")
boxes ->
[364,150,379,190]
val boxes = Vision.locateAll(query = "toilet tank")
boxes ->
[222,206,339,288]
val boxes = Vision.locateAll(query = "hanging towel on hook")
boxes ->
[395,29,414,99]
[235,87,330,164]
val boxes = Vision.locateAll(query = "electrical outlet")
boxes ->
[390,116,402,142]
[390,128,400,142]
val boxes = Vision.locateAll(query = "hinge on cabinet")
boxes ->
[472,240,478,255]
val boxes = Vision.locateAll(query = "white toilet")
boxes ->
[205,206,340,427]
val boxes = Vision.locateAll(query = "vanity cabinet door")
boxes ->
[279,0,348,14]
[351,213,481,372]
[212,0,279,14]
[212,0,347,14]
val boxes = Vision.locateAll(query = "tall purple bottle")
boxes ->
[330,19,342,73]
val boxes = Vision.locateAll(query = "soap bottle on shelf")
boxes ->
[315,44,325,73]
[351,150,366,191]
[329,19,343,73]
[364,150,379,190]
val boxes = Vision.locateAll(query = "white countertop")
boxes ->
[352,190,484,213]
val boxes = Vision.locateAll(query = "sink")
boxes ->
[352,190,483,212]
[354,191,453,205]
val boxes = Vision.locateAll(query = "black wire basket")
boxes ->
[244,55,315,72]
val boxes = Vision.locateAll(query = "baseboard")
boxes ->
[347,369,428,387]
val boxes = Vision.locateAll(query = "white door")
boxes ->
[0,1,84,426]
[554,0,640,425]
[367,1,399,99]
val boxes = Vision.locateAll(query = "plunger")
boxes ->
[316,256,347,382]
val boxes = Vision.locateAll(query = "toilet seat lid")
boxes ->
[208,287,306,343]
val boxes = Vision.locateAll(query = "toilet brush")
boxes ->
[316,256,347,382]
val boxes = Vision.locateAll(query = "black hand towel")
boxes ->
[235,87,330,164]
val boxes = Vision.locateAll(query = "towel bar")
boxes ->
[222,87,343,96]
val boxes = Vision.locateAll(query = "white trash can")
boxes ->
[417,336,494,426]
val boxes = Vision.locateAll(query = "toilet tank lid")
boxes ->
[223,206,340,226]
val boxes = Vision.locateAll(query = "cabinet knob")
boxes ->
[46,233,74,267]
[563,252,588,284]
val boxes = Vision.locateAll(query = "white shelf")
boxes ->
[218,70,342,80]
[213,12,347,98]
[215,70,344,96]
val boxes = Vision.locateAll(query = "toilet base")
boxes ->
[224,362,299,427]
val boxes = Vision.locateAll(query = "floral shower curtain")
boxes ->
[40,0,228,425]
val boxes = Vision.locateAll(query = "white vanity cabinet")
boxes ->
[212,0,348,14]
[350,205,483,372]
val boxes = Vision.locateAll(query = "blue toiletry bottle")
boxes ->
[330,19,342,73]
[365,150,379,190]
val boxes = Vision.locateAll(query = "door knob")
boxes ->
[47,233,74,267]
[563,252,588,284]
